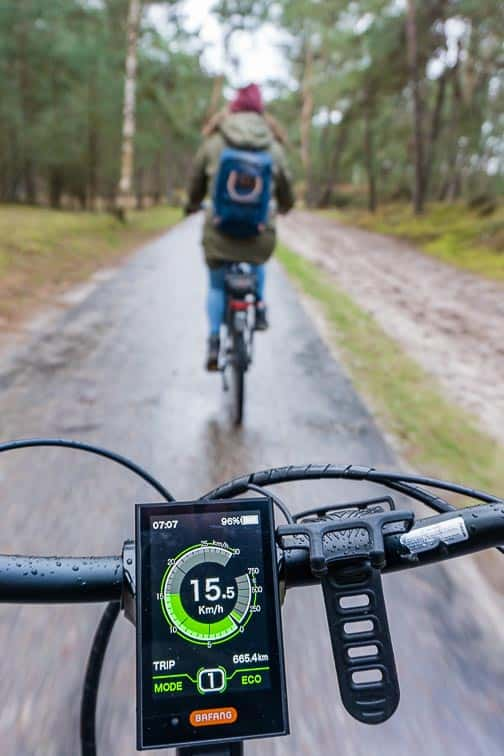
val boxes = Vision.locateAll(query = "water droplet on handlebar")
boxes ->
[31,570,37,576]
[72,565,79,572]
[56,561,62,567]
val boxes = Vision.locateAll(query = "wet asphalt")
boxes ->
[0,216,503,755]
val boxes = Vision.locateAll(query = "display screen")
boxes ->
[136,498,289,750]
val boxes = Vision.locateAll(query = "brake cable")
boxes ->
[0,437,175,502]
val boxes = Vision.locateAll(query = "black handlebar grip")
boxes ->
[321,562,400,725]
[0,555,122,603]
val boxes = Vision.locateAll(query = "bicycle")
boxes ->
[1,437,504,756]
[220,263,257,425]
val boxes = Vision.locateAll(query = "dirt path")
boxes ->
[279,211,504,446]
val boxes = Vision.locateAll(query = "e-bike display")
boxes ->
[136,498,288,750]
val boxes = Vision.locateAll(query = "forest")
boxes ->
[0,0,502,213]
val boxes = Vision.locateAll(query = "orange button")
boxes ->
[190,707,238,728]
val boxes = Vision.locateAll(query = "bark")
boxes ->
[300,42,314,205]
[116,0,142,219]
[406,0,425,214]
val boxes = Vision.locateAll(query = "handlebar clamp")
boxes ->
[277,510,414,576]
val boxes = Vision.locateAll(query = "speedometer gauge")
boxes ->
[160,544,255,644]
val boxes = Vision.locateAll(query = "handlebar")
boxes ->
[0,555,123,603]
[1,502,502,604]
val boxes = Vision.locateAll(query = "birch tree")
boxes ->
[116,0,143,219]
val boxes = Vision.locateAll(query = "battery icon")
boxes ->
[240,515,259,526]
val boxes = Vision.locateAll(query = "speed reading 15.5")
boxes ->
[159,542,261,645]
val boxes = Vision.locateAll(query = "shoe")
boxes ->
[254,304,269,331]
[206,335,220,371]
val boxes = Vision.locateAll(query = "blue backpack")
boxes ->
[213,147,273,238]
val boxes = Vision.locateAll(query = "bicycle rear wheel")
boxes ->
[230,332,246,425]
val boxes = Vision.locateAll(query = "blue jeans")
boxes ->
[207,264,266,336]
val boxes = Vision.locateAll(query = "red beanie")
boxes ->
[230,83,264,114]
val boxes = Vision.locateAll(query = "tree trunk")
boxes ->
[49,168,64,209]
[206,75,224,122]
[153,152,163,204]
[87,78,99,210]
[439,55,463,201]
[23,159,36,204]
[17,11,37,204]
[423,72,447,199]
[300,42,314,205]
[116,0,142,220]
[406,0,425,214]
[136,166,144,209]
[364,97,377,213]
[4,126,21,202]
[318,119,350,207]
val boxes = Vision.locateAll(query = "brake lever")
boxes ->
[278,510,414,725]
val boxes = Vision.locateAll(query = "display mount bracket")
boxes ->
[122,540,136,626]
[278,510,414,725]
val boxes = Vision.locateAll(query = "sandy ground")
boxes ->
[279,211,504,446]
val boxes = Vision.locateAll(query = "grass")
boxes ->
[0,204,181,328]
[322,202,504,282]
[277,242,504,495]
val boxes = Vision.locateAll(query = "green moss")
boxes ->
[278,243,504,495]
[322,202,504,281]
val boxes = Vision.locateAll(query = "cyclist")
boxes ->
[185,83,295,371]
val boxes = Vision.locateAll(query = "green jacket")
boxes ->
[187,111,295,267]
